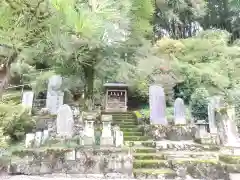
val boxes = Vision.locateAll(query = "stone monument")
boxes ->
[25,133,35,148]
[34,131,42,147]
[174,97,186,125]
[208,98,218,133]
[224,106,240,147]
[56,104,74,138]
[46,75,64,115]
[149,85,167,125]
[115,130,124,147]
[42,130,49,144]
[21,91,34,113]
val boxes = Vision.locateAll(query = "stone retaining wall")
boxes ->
[7,148,132,176]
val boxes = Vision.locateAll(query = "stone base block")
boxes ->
[83,136,95,146]
[165,125,195,141]
[196,134,219,145]
[100,136,114,146]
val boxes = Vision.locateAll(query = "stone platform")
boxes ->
[0,174,228,180]
[6,146,132,176]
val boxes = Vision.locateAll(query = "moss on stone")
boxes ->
[124,132,142,136]
[141,141,156,148]
[133,147,156,153]
[133,168,176,175]
[124,136,150,141]
[219,155,240,164]
[120,124,138,128]
[172,158,219,165]
[223,163,240,173]
[134,159,169,168]
[121,127,142,132]
[133,153,164,160]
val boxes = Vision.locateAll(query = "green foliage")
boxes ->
[154,0,206,39]
[1,91,21,104]
[31,71,55,94]
[226,88,240,124]
[190,87,210,121]
[0,128,9,148]
[156,30,240,102]
[0,103,35,141]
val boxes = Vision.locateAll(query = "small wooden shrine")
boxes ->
[103,82,128,112]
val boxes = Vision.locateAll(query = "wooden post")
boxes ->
[105,89,109,111]
[124,89,127,112]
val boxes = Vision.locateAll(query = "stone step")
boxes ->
[133,153,164,160]
[132,147,156,153]
[121,127,142,132]
[163,150,218,159]
[112,114,134,117]
[120,124,138,129]
[124,136,150,141]
[123,132,143,136]
[133,159,169,169]
[156,140,220,151]
[103,111,133,114]
[112,114,135,119]
[125,141,156,148]
[113,118,135,121]
[133,168,176,179]
[112,121,137,125]
[219,155,240,164]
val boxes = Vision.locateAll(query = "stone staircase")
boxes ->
[110,112,150,143]
[109,111,240,179]
[111,112,176,178]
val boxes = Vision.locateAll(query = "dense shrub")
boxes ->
[0,103,35,142]
[190,87,209,121]
[1,91,21,104]
[0,128,9,148]
[227,88,240,124]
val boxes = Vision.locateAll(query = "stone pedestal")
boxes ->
[101,115,114,146]
[165,125,194,141]
[101,137,114,146]
[83,115,95,146]
[195,120,209,139]
[65,150,76,160]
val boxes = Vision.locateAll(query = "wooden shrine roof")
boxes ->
[103,82,128,88]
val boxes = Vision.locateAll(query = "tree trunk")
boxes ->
[0,66,10,98]
[83,64,95,110]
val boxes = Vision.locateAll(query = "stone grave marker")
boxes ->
[35,131,43,147]
[42,130,49,144]
[56,104,74,138]
[174,97,186,125]
[149,85,167,125]
[225,106,240,147]
[46,75,64,115]
[208,98,218,133]
[21,91,34,113]
[115,130,124,147]
[25,133,35,148]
